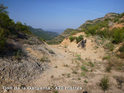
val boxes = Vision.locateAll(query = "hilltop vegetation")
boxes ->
[29,26,58,41]
[49,12,124,45]
[0,4,32,55]
[48,28,82,44]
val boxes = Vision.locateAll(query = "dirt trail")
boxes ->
[13,33,106,93]
[14,45,86,93]
[11,43,124,93]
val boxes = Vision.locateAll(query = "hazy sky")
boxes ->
[1,0,124,32]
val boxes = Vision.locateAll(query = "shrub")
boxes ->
[0,28,6,51]
[112,28,124,44]
[104,43,114,51]
[14,49,23,61]
[76,35,83,43]
[69,36,76,42]
[119,44,124,53]
[81,65,88,72]
[40,56,50,62]
[106,57,124,71]
[103,55,111,60]
[100,76,109,91]
[118,44,124,58]
[75,54,81,60]
[88,61,94,67]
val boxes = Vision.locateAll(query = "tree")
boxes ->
[0,4,8,14]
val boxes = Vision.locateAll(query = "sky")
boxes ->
[0,0,124,33]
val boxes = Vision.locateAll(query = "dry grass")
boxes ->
[106,57,124,72]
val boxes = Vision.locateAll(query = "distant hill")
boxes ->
[47,28,81,44]
[49,12,124,44]
[28,26,59,41]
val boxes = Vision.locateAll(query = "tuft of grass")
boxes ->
[14,49,23,61]
[75,54,81,61]
[84,80,88,83]
[81,65,88,72]
[72,70,78,74]
[40,56,50,62]
[88,61,94,67]
[63,64,69,67]
[106,57,124,71]
[81,72,86,77]
[53,90,58,93]
[106,65,112,72]
[118,44,124,58]
[78,78,81,80]
[48,49,55,54]
[67,73,70,78]
[99,76,109,91]
[64,45,67,48]
[119,44,124,53]
[103,55,111,60]
[104,42,114,51]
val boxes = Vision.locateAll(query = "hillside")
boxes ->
[0,4,56,93]
[47,28,82,44]
[49,12,124,44]
[28,26,58,41]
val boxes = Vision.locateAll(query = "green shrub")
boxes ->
[69,36,76,42]
[81,65,88,72]
[14,50,23,61]
[104,43,114,51]
[119,44,124,53]
[103,55,111,60]
[76,35,83,43]
[100,76,109,91]
[0,28,6,51]
[40,56,50,62]
[118,44,124,58]
[75,54,81,60]
[112,28,124,44]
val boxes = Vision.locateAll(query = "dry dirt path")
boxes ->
[13,45,86,93]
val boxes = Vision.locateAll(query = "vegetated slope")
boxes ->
[28,26,58,41]
[47,28,82,44]
[0,4,55,92]
[49,12,124,45]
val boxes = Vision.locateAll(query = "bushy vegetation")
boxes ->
[119,44,124,53]
[29,26,58,41]
[69,36,76,42]
[82,14,124,44]
[0,27,6,51]
[112,28,124,44]
[106,57,124,71]
[0,4,31,55]
[104,42,114,51]
[100,76,109,91]
[81,65,88,72]
[76,35,83,43]
[118,44,124,58]
[84,20,109,36]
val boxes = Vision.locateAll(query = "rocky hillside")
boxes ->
[49,12,124,44]
[0,4,56,92]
